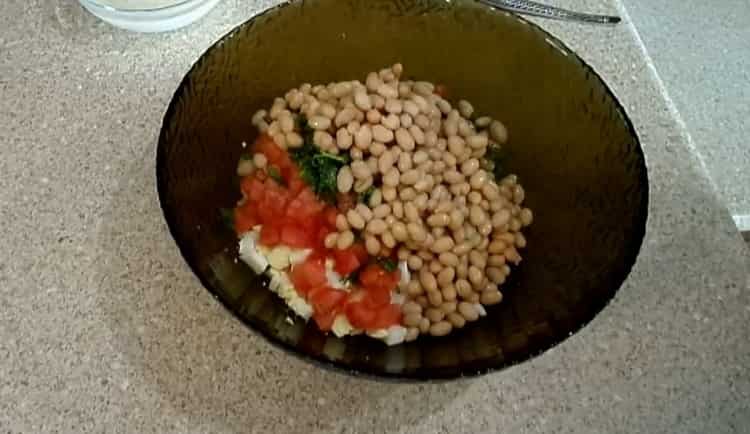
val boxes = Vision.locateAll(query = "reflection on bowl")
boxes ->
[78,0,221,32]
[157,0,648,379]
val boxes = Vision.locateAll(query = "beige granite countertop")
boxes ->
[1,1,749,433]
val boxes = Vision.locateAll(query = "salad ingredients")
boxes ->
[232,64,532,343]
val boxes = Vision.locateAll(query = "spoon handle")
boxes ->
[477,0,621,24]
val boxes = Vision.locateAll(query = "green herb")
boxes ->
[377,257,397,272]
[296,115,316,147]
[240,153,253,161]
[358,186,376,204]
[267,166,285,185]
[485,143,507,180]
[289,116,350,202]
[219,208,235,230]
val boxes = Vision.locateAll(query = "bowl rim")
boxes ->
[80,0,199,13]
[156,0,649,381]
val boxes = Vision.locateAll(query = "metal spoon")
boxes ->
[477,0,621,24]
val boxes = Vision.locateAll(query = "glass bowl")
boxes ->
[156,0,648,379]
[78,0,221,33]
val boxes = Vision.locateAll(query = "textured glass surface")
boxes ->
[157,0,648,379]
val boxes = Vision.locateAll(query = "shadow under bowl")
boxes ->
[157,0,648,379]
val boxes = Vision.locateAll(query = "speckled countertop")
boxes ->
[1,1,749,433]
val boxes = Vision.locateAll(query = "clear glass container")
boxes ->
[78,0,222,33]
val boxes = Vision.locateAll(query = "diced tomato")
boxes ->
[308,287,348,315]
[313,309,338,332]
[370,304,403,329]
[359,263,400,294]
[384,269,401,292]
[259,223,281,246]
[316,226,332,250]
[323,207,339,229]
[276,152,294,174]
[240,176,265,203]
[359,263,385,288]
[332,250,359,276]
[281,223,313,248]
[345,301,378,329]
[286,188,326,223]
[286,166,306,195]
[362,286,390,309]
[350,243,369,264]
[290,258,327,296]
[260,198,287,222]
[234,205,257,235]
[254,134,284,165]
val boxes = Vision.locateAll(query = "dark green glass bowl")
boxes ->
[157,0,648,379]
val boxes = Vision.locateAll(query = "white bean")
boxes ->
[354,90,372,111]
[385,98,403,114]
[395,128,415,151]
[336,166,354,193]
[383,168,400,187]
[490,120,508,144]
[372,124,394,143]
[397,152,412,172]
[335,107,357,127]
[466,134,488,149]
[337,230,355,249]
[335,128,352,150]
[379,114,398,131]
[350,161,371,179]
[408,125,425,145]
[309,116,331,130]
[354,124,373,149]
[458,100,474,118]
[378,150,395,174]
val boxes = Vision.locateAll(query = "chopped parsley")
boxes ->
[267,166,285,185]
[358,186,376,204]
[377,257,397,272]
[289,116,350,202]
[485,143,506,180]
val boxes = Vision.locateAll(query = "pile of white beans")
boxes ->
[249,64,532,341]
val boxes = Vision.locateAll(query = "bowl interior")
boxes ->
[157,0,648,378]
